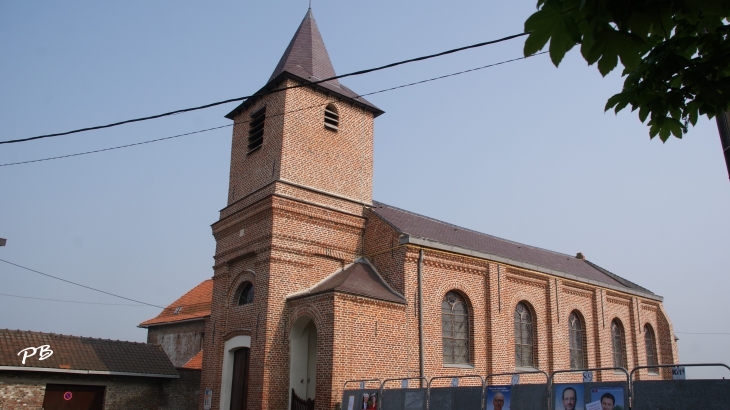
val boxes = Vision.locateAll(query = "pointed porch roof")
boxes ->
[226,9,382,119]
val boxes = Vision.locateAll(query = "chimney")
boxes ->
[576,252,585,260]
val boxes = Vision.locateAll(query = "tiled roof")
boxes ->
[182,350,203,370]
[289,260,406,304]
[226,9,382,119]
[0,329,177,377]
[139,280,212,327]
[371,202,656,297]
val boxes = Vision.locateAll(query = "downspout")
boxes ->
[417,249,425,386]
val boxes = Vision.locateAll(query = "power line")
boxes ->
[675,332,730,335]
[0,32,528,146]
[1,52,546,167]
[0,258,165,308]
[0,125,232,167]
[0,293,150,307]
[358,52,547,98]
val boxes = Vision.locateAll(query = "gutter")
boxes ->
[400,235,663,302]
[0,366,179,379]
[138,316,208,328]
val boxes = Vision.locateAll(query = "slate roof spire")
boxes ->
[225,9,382,119]
[268,9,339,85]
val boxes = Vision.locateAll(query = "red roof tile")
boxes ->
[181,350,203,370]
[139,280,212,327]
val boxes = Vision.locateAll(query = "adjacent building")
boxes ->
[0,329,198,410]
[140,279,212,369]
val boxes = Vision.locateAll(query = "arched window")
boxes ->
[237,282,254,306]
[569,311,587,369]
[324,104,339,131]
[441,291,469,364]
[514,302,534,367]
[644,324,659,374]
[611,319,626,368]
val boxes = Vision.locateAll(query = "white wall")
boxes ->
[289,316,318,403]
[219,335,250,410]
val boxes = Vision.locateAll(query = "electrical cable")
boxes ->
[0,51,546,167]
[674,332,730,335]
[0,258,165,308]
[0,293,150,307]
[0,32,528,146]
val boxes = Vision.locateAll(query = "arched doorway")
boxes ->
[289,316,317,409]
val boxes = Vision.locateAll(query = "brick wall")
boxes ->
[0,370,199,410]
[0,379,44,410]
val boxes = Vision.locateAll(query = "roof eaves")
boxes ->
[287,287,406,305]
[225,71,384,120]
[583,260,654,294]
[138,315,209,328]
[0,366,179,379]
[401,234,663,301]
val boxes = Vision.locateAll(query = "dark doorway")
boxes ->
[230,347,250,410]
[43,384,105,410]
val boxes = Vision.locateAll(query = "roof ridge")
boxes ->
[373,201,581,260]
[1,328,147,345]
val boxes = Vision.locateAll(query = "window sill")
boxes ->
[443,363,474,369]
[515,366,538,372]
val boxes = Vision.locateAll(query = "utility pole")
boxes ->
[715,112,730,179]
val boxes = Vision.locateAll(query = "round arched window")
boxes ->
[514,302,534,367]
[569,311,587,369]
[611,319,626,368]
[237,282,254,306]
[442,291,469,364]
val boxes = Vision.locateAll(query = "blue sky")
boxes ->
[1,1,729,378]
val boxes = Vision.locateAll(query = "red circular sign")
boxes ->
[63,392,72,401]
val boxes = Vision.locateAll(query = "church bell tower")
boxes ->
[201,9,383,410]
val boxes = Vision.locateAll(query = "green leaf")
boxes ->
[524,3,580,66]
[597,51,618,76]
[524,31,551,56]
[605,93,622,111]
[638,105,650,123]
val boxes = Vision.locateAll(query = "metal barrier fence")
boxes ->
[427,375,484,410]
[341,379,381,410]
[380,377,427,410]
[551,367,629,410]
[486,370,550,410]
[339,363,729,410]
[629,363,730,410]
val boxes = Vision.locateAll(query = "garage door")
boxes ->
[42,384,105,410]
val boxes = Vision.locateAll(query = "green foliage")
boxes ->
[524,0,730,141]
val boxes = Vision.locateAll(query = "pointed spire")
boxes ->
[268,9,339,84]
[226,9,383,119]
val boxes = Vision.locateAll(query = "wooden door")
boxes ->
[42,384,105,410]
[230,347,250,410]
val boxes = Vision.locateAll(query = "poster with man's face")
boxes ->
[486,386,510,410]
[589,387,625,410]
[553,384,584,410]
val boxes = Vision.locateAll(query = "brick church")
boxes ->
[175,9,678,410]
